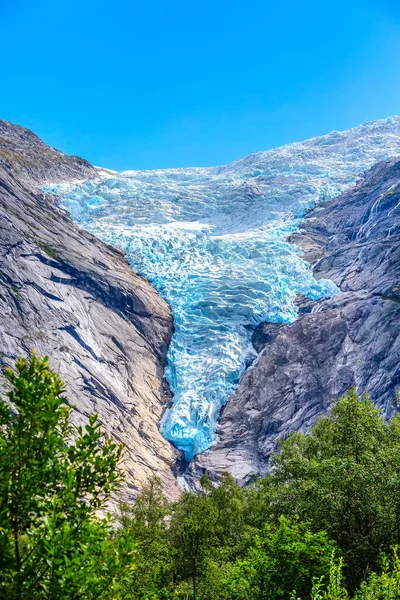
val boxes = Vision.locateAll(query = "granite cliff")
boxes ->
[0,120,181,500]
[190,156,400,483]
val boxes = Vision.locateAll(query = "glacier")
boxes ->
[45,116,400,461]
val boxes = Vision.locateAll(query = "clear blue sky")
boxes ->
[1,0,400,171]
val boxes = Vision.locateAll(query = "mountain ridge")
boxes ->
[189,155,400,484]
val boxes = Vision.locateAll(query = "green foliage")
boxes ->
[0,353,126,599]
[311,549,400,600]
[1,358,400,600]
[245,518,335,599]
[354,549,400,600]
[169,487,217,598]
[266,388,400,590]
[311,554,349,600]
[117,477,173,599]
[203,517,336,600]
[116,476,337,600]
[169,473,250,599]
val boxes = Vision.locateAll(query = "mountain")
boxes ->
[190,156,400,483]
[0,120,181,501]
[1,117,400,495]
[48,117,400,469]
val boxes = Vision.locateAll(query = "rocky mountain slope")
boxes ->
[190,157,400,483]
[2,118,400,497]
[0,120,181,500]
[47,117,400,465]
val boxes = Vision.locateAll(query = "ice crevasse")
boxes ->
[45,117,400,461]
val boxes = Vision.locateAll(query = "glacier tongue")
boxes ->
[46,117,400,461]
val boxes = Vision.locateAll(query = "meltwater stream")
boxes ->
[47,117,400,460]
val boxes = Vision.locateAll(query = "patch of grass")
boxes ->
[26,234,58,259]
[37,241,57,258]
[11,286,21,298]
[22,331,47,342]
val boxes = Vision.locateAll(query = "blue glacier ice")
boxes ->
[45,117,400,460]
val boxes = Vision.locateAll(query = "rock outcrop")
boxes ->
[0,120,181,500]
[190,157,400,483]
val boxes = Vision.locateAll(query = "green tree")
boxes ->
[0,353,125,599]
[311,548,400,600]
[198,517,336,600]
[237,517,336,600]
[118,477,173,599]
[200,472,245,552]
[168,482,218,600]
[268,388,400,590]
[311,554,349,600]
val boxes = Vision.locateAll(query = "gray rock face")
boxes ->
[0,119,96,184]
[190,157,400,484]
[0,120,181,501]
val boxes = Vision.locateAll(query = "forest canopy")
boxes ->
[1,354,400,599]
